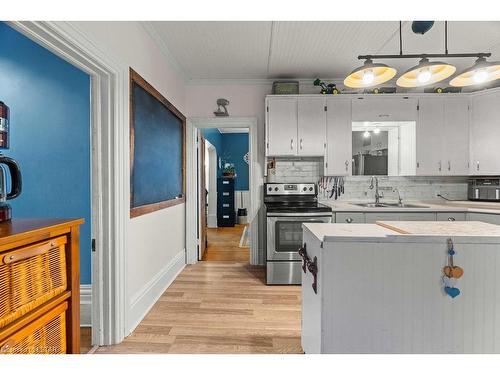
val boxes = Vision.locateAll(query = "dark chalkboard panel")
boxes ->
[130,69,185,218]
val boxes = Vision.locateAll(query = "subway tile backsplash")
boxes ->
[267,158,468,201]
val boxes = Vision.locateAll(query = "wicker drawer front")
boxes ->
[0,237,67,329]
[0,302,67,354]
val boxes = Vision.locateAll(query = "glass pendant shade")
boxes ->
[449,57,500,87]
[344,59,397,88]
[396,58,456,87]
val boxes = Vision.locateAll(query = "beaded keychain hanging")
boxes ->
[442,238,463,298]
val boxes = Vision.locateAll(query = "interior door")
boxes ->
[298,97,326,156]
[266,97,298,156]
[198,133,207,260]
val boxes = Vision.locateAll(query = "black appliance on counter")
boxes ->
[264,183,332,285]
[0,101,22,222]
[217,177,235,227]
[468,177,500,202]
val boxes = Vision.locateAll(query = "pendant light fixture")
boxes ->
[396,57,456,87]
[346,21,493,89]
[449,57,500,87]
[344,59,397,88]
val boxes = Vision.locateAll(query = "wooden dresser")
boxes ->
[0,219,83,354]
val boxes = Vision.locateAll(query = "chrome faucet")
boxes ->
[369,176,383,205]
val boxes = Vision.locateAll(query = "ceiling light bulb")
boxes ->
[373,128,381,134]
[363,131,371,138]
[473,69,489,83]
[417,69,432,83]
[362,70,375,84]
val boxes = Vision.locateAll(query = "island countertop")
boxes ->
[303,220,500,244]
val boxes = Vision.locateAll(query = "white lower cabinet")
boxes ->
[335,212,437,223]
[365,212,436,223]
[436,212,467,221]
[467,212,500,225]
[335,212,365,224]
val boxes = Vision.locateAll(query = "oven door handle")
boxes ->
[267,213,332,218]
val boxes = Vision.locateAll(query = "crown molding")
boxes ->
[186,77,345,86]
[141,21,189,83]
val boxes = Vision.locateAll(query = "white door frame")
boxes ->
[9,21,128,346]
[186,117,259,265]
[205,140,218,230]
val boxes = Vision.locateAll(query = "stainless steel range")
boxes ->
[264,183,332,285]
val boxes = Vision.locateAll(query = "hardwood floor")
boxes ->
[80,327,92,354]
[96,262,302,354]
[203,224,249,262]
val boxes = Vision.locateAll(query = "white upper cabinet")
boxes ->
[470,91,500,175]
[266,97,297,156]
[416,97,469,176]
[416,98,445,175]
[351,97,418,122]
[297,97,326,156]
[325,98,352,176]
[443,97,469,175]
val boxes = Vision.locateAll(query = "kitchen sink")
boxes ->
[383,203,430,208]
[353,202,430,209]
[353,203,390,208]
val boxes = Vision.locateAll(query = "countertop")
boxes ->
[303,220,500,243]
[320,199,500,214]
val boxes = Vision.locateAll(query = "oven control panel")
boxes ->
[265,183,316,195]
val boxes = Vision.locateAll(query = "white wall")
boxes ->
[71,21,187,335]
[186,82,271,263]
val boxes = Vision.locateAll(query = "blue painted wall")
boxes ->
[220,133,249,191]
[0,23,92,284]
[200,129,249,190]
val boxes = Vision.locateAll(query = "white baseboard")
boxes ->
[207,213,217,228]
[126,250,186,336]
[80,284,92,327]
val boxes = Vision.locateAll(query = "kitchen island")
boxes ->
[300,221,500,353]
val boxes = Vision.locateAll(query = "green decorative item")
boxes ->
[222,163,236,177]
[313,79,339,94]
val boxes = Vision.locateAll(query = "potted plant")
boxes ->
[222,163,236,177]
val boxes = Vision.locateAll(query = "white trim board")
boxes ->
[80,284,92,327]
[127,249,185,336]
[9,21,129,346]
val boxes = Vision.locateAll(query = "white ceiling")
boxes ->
[146,21,500,81]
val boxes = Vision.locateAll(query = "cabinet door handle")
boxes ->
[448,161,451,171]
[345,160,349,171]
[346,218,353,223]
[300,138,303,150]
[438,161,442,172]
[290,139,294,150]
[477,161,480,171]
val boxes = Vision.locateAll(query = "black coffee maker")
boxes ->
[0,101,22,222]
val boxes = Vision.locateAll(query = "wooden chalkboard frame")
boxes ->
[129,68,186,218]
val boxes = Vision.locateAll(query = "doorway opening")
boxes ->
[198,127,250,262]
[186,117,259,266]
